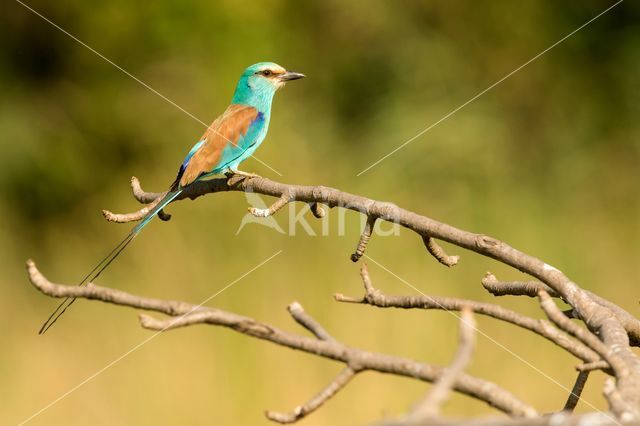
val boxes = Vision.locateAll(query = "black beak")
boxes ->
[279,71,306,81]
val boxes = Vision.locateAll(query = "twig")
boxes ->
[26,260,538,419]
[482,273,557,297]
[335,265,604,366]
[102,208,147,223]
[482,273,640,347]
[265,367,355,424]
[562,371,589,413]
[603,379,630,423]
[309,202,325,218]
[423,236,460,267]
[131,176,162,203]
[410,307,476,419]
[351,216,376,262]
[576,360,610,373]
[249,191,292,217]
[287,302,334,342]
[102,189,169,224]
[538,291,637,418]
[538,291,626,375]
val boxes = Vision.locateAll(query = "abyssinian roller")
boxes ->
[39,62,305,333]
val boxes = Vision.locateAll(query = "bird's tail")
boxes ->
[38,189,182,335]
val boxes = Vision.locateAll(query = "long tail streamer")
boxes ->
[38,190,182,334]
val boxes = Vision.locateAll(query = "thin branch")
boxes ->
[576,360,610,373]
[562,371,589,413]
[131,176,162,204]
[265,367,356,424]
[309,202,325,218]
[102,186,173,224]
[538,291,637,418]
[423,236,460,267]
[335,265,604,366]
[483,273,640,347]
[287,301,335,342]
[410,307,477,419]
[156,209,172,221]
[603,378,629,422]
[538,291,627,376]
[102,208,146,223]
[351,216,376,262]
[482,273,556,297]
[26,260,538,418]
[249,191,292,217]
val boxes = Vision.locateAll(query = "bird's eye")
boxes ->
[261,70,272,77]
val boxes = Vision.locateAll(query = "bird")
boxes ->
[39,62,305,334]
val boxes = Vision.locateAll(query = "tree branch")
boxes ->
[422,236,460,267]
[265,367,356,423]
[576,360,610,373]
[29,174,640,421]
[538,291,637,419]
[287,301,335,342]
[335,265,604,366]
[27,260,538,419]
[538,291,626,376]
[351,216,376,262]
[562,371,589,413]
[309,202,326,219]
[410,307,477,420]
[482,273,640,347]
[249,191,292,217]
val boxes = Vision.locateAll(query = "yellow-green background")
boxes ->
[2,1,639,424]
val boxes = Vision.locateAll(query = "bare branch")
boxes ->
[351,216,376,262]
[102,208,147,223]
[423,236,460,267]
[538,291,638,418]
[31,174,640,420]
[482,273,556,297]
[102,186,171,224]
[108,176,630,365]
[27,260,538,418]
[130,176,162,204]
[337,265,603,366]
[265,367,355,424]
[410,307,476,419]
[287,302,335,342]
[483,273,640,347]
[576,360,610,373]
[538,291,625,374]
[562,371,589,413]
[603,378,630,422]
[309,202,325,218]
[249,191,292,217]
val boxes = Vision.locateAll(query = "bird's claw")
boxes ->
[227,169,260,179]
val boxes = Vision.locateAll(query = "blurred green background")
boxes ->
[2,0,639,424]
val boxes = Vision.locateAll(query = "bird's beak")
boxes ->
[279,71,306,81]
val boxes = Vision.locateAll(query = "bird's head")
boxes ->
[244,62,305,90]
[232,62,305,106]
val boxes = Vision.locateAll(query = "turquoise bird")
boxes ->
[39,62,305,333]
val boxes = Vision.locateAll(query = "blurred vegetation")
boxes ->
[1,1,639,424]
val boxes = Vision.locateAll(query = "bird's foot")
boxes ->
[226,169,260,179]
